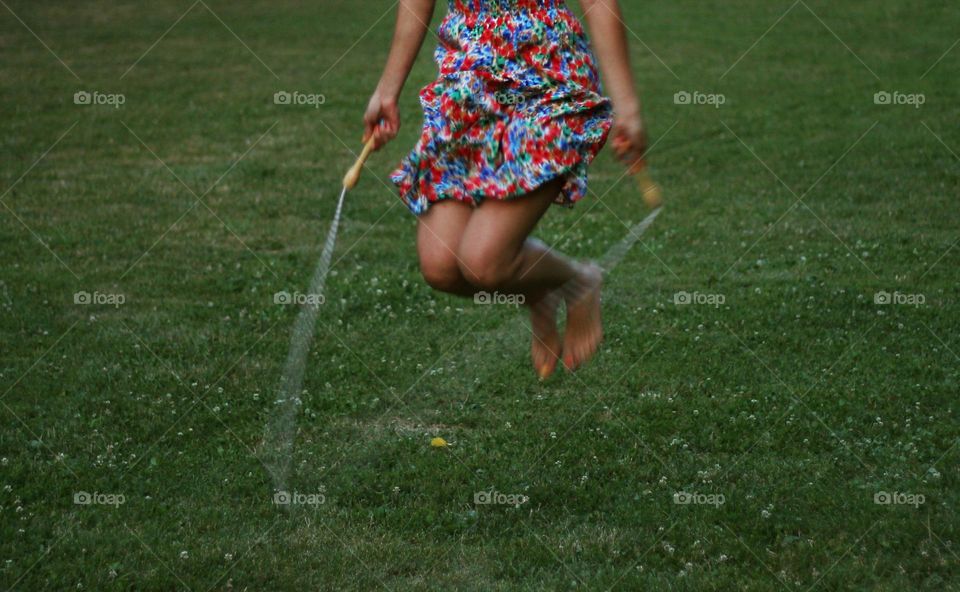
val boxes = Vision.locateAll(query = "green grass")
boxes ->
[1,0,959,589]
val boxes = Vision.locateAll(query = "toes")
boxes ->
[538,359,556,380]
[564,342,584,372]
[562,335,580,372]
[531,333,560,378]
[531,296,562,379]
[535,349,559,379]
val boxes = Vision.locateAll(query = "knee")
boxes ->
[419,252,465,294]
[457,244,517,291]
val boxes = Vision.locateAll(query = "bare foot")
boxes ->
[530,291,562,380]
[561,262,603,371]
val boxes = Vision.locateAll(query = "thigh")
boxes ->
[460,178,563,257]
[417,199,474,267]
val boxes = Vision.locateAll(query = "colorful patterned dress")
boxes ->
[390,0,613,216]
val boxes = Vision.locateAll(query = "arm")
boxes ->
[578,0,647,168]
[363,0,437,150]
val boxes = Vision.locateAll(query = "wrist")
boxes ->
[612,96,641,118]
[376,80,402,104]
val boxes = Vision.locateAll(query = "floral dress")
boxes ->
[390,0,613,216]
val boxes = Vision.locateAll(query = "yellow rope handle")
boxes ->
[627,160,662,209]
[636,168,663,209]
[342,136,377,190]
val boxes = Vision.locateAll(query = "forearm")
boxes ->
[377,0,436,100]
[579,0,640,116]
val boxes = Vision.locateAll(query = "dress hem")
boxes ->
[390,132,608,217]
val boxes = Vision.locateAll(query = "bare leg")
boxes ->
[457,179,604,376]
[457,179,573,295]
[416,199,475,297]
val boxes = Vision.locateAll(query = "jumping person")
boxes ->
[362,0,647,378]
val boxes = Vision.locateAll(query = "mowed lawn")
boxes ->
[1,0,958,589]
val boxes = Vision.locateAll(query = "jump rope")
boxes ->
[262,136,375,490]
[263,135,661,491]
